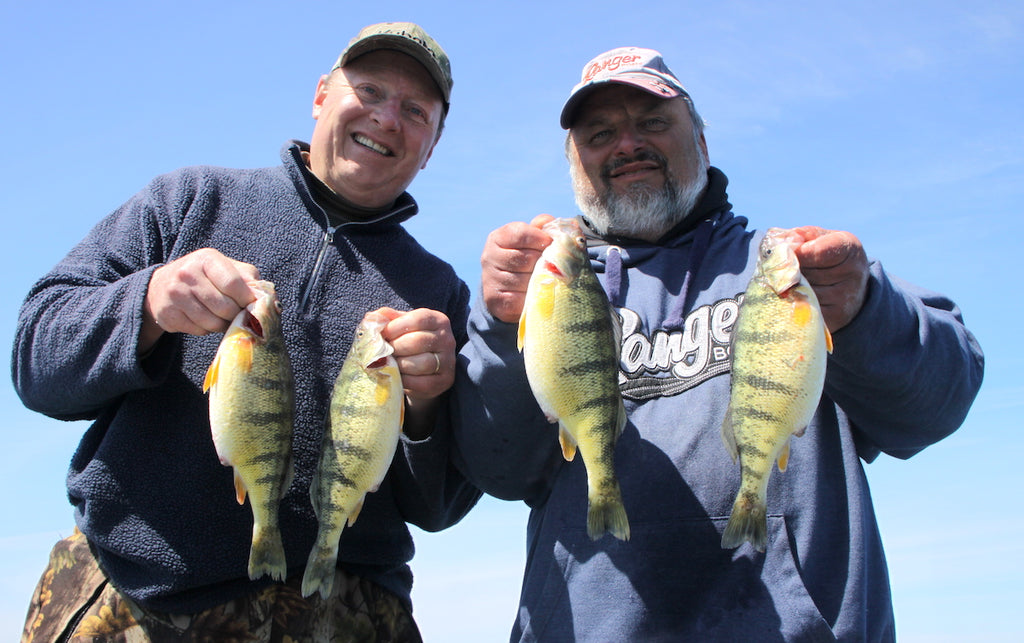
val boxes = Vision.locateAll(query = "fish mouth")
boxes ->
[353,133,394,157]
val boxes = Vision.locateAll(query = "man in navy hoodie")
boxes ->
[14,22,478,642]
[454,47,983,641]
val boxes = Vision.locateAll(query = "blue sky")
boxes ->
[1,1,1020,640]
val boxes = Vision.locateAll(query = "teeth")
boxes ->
[354,134,392,156]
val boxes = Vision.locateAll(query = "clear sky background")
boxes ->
[1,1,1019,641]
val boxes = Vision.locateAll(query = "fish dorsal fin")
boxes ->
[558,425,577,462]
[720,407,738,462]
[615,399,627,440]
[824,326,834,353]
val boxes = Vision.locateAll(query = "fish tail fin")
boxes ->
[721,491,767,552]
[301,537,340,599]
[248,524,287,581]
[587,483,630,542]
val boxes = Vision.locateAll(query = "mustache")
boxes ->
[601,150,667,180]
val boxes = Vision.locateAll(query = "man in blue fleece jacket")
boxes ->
[453,47,984,641]
[13,22,479,642]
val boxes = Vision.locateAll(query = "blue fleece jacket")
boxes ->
[11,141,481,614]
[453,167,984,641]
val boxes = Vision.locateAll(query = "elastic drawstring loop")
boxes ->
[662,219,715,331]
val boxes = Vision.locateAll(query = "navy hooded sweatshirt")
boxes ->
[453,167,984,641]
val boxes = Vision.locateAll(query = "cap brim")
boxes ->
[340,35,451,107]
[560,75,684,129]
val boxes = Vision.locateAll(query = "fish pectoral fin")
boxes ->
[536,282,556,319]
[236,336,255,372]
[777,441,791,472]
[558,426,578,462]
[792,297,813,327]
[824,325,834,353]
[347,498,366,527]
[234,471,248,505]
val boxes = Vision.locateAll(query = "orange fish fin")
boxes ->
[792,297,812,327]
[535,282,556,320]
[517,308,528,351]
[374,379,390,406]
[558,426,577,462]
[777,441,791,472]
[347,498,365,527]
[236,336,255,372]
[234,472,247,505]
[824,326,834,353]
[202,353,220,393]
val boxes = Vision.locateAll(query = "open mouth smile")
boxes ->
[353,133,394,157]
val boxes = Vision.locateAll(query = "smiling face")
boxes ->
[568,84,710,241]
[308,49,444,208]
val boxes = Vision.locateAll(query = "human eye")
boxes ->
[641,117,670,132]
[406,103,430,124]
[356,83,382,101]
[587,128,613,145]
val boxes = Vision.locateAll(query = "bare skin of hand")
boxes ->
[791,226,870,333]
[481,214,555,324]
[375,306,457,440]
[140,248,261,354]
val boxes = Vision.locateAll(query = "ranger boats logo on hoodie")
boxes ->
[616,297,741,400]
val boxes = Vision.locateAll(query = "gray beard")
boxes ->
[572,153,709,242]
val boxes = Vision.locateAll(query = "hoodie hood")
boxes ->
[578,167,748,330]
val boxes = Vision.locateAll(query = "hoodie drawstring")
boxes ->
[605,246,625,307]
[662,219,715,332]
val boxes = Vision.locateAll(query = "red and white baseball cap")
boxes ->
[560,47,690,129]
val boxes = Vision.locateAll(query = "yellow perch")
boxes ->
[204,280,295,581]
[721,228,833,552]
[302,310,405,598]
[519,217,630,541]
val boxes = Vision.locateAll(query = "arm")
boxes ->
[450,217,567,503]
[379,293,483,532]
[11,175,258,420]
[792,226,984,460]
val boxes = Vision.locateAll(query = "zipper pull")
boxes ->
[298,225,337,314]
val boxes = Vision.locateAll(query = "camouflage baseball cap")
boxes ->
[332,22,452,114]
[560,47,689,129]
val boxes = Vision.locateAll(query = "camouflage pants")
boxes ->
[21,529,422,643]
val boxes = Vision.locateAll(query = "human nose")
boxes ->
[613,125,646,155]
[371,99,401,131]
